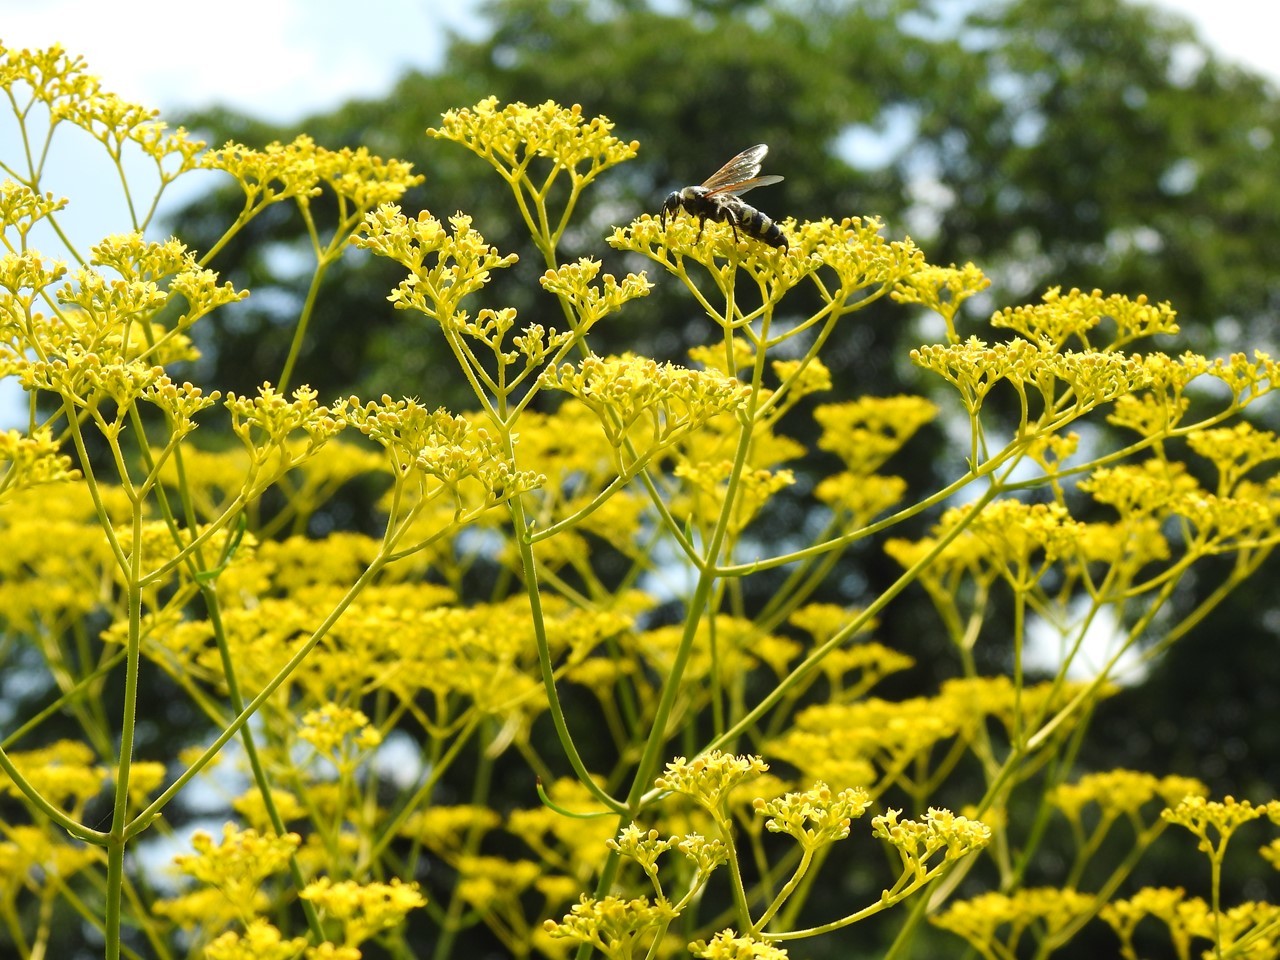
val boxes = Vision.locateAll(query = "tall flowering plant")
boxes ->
[2,44,1279,960]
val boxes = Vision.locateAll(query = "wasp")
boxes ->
[660,144,788,250]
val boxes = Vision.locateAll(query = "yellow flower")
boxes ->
[300,876,426,947]
[541,353,749,456]
[203,919,308,960]
[172,824,301,915]
[353,206,518,322]
[429,97,638,183]
[753,782,872,850]
[690,929,789,959]
[655,752,769,814]
[892,261,990,341]
[398,804,503,855]
[543,894,678,959]
[0,427,80,501]
[298,703,382,757]
[933,887,1093,951]
[991,286,1178,349]
[1162,795,1272,849]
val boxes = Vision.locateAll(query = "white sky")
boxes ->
[0,0,483,122]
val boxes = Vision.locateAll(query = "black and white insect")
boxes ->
[659,144,787,250]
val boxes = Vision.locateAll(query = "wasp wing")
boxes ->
[700,144,771,191]
[706,174,785,198]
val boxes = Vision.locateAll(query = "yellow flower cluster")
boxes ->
[1,42,204,173]
[892,261,990,340]
[0,426,79,501]
[933,887,1094,952]
[543,894,678,959]
[540,353,749,455]
[1161,794,1279,846]
[0,178,67,240]
[299,876,426,947]
[339,395,543,508]
[992,286,1178,348]
[353,206,517,323]
[202,918,306,960]
[298,703,383,757]
[203,134,422,212]
[169,824,301,917]
[428,97,639,184]
[1102,887,1280,959]
[611,214,922,313]
[690,929,790,960]
[227,383,344,472]
[0,825,101,902]
[656,753,771,815]
[1050,770,1208,824]
[1,739,106,812]
[540,257,653,334]
[872,807,992,877]
[753,782,872,851]
[814,395,938,477]
[607,825,677,885]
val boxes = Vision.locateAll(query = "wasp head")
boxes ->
[660,190,682,229]
[660,186,710,229]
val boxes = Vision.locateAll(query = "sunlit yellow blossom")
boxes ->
[232,788,306,833]
[398,804,503,855]
[1161,795,1272,850]
[0,825,102,900]
[305,943,362,960]
[541,353,749,463]
[300,876,426,947]
[656,752,769,815]
[689,338,755,377]
[933,887,1093,952]
[754,782,871,850]
[204,134,421,213]
[912,334,1156,420]
[814,395,937,477]
[2,739,106,810]
[1209,350,1280,405]
[299,703,382,757]
[768,695,956,793]
[543,894,678,959]
[992,286,1178,348]
[508,778,619,875]
[429,97,638,182]
[676,460,795,534]
[203,919,308,960]
[152,886,244,931]
[172,824,301,915]
[608,825,677,886]
[353,205,517,322]
[540,258,652,335]
[1187,421,1280,494]
[0,426,79,501]
[690,929,789,960]
[454,854,541,910]
[1079,458,1201,520]
[634,615,771,686]
[797,215,925,293]
[0,179,68,238]
[892,261,990,341]
[339,395,542,504]
[226,383,344,465]
[676,833,729,878]
[1099,886,1206,958]
[873,807,991,877]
